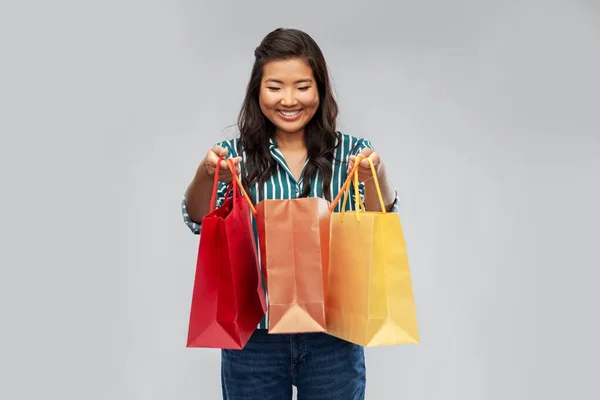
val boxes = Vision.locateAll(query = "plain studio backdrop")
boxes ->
[1,0,599,399]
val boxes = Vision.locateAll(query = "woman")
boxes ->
[182,27,399,400]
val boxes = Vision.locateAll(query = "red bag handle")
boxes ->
[209,158,222,212]
[209,157,257,215]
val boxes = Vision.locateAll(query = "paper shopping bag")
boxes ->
[256,197,330,334]
[187,158,267,349]
[326,157,419,346]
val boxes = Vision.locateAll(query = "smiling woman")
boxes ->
[182,27,400,400]
[257,58,322,180]
[235,28,343,203]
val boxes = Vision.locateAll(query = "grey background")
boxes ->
[1,0,599,399]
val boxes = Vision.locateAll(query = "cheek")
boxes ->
[305,89,319,103]
[301,91,320,110]
[259,91,279,110]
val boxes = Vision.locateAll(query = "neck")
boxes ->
[274,130,305,151]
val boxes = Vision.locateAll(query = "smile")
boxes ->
[278,109,303,121]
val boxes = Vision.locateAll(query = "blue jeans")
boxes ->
[221,329,366,399]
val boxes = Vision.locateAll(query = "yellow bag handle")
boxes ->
[340,161,365,221]
[330,156,386,220]
[363,157,386,213]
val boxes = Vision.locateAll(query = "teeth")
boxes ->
[280,110,301,116]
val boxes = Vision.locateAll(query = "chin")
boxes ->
[273,115,315,135]
[274,124,307,135]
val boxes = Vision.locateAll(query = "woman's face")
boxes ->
[259,58,320,137]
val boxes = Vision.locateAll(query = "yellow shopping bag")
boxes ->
[326,157,419,346]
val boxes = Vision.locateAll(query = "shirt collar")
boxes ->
[268,132,341,150]
[268,136,278,151]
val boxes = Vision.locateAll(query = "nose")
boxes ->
[280,89,297,107]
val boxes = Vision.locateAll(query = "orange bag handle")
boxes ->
[330,156,386,220]
[210,157,257,216]
[228,159,257,216]
[329,156,362,212]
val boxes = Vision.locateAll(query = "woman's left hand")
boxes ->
[347,148,381,182]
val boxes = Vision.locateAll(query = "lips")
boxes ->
[278,109,303,121]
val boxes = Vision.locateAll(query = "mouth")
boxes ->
[278,109,303,121]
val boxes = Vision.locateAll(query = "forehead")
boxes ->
[262,58,314,82]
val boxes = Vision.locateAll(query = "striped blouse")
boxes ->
[181,132,400,329]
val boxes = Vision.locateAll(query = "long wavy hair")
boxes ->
[237,28,339,201]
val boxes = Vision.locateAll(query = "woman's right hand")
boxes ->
[201,145,242,183]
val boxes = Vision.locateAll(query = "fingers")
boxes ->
[231,157,243,175]
[212,145,229,157]
[219,159,230,170]
[205,147,243,180]
[206,150,220,166]
[360,151,379,168]
[221,157,242,175]
[346,150,382,183]
[348,151,379,171]
[208,147,240,167]
[359,147,374,158]
[207,146,226,164]
[222,156,242,167]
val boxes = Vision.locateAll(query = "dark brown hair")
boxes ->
[237,28,339,201]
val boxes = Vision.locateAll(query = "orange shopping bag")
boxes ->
[256,197,330,333]
[326,157,419,346]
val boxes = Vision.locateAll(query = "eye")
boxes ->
[266,87,280,91]
[298,86,311,91]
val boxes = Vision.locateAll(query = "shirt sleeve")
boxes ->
[181,139,237,234]
[350,138,400,213]
[181,180,229,235]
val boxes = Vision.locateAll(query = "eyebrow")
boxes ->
[265,78,314,84]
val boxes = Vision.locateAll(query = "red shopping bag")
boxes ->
[186,158,266,349]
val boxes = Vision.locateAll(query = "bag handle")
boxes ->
[228,159,257,216]
[209,158,222,212]
[329,156,362,212]
[340,161,365,221]
[329,156,386,219]
[209,157,257,216]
